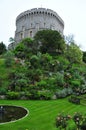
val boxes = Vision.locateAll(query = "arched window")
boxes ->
[30,31,33,37]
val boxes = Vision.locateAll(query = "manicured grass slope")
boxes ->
[0,99,86,130]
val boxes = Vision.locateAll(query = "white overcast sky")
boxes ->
[0,0,86,51]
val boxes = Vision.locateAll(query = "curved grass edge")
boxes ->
[0,104,29,125]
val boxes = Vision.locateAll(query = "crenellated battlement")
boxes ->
[16,8,64,26]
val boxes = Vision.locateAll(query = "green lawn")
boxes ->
[0,98,86,130]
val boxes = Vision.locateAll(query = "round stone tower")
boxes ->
[15,8,64,43]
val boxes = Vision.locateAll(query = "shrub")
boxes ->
[57,56,70,70]
[27,89,39,100]
[16,78,28,91]
[71,80,81,87]
[55,112,86,130]
[0,87,7,95]
[81,121,86,130]
[6,91,20,99]
[67,88,73,95]
[69,95,80,104]
[56,112,71,129]
[55,89,68,98]
[37,80,47,90]
[37,90,52,100]
[73,112,83,130]
[0,77,2,87]
[55,72,64,87]
[25,91,32,99]
[30,55,39,68]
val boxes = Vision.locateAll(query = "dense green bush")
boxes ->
[37,90,52,100]
[37,80,47,90]
[0,42,7,55]
[57,56,70,70]
[81,121,86,130]
[56,112,86,130]
[73,112,83,130]
[6,91,20,99]
[0,76,2,87]
[56,112,71,129]
[55,90,66,98]
[1,31,86,101]
[0,87,7,95]
[55,72,64,87]
[55,88,73,98]
[71,80,81,87]
[30,55,39,68]
[69,95,80,104]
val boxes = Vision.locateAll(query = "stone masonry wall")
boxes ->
[15,8,64,43]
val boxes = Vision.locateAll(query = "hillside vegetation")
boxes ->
[0,30,86,100]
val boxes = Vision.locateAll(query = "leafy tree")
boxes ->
[14,38,35,59]
[65,34,75,45]
[9,37,15,44]
[0,42,7,55]
[83,51,86,63]
[14,42,25,59]
[8,37,16,50]
[34,30,66,55]
[30,55,39,68]
[65,43,83,63]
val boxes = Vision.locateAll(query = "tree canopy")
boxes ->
[83,51,86,63]
[34,30,66,55]
[0,42,7,55]
[65,43,83,63]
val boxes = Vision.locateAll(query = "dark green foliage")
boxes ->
[56,112,71,129]
[34,30,66,55]
[37,90,52,100]
[71,80,81,87]
[69,95,80,104]
[30,55,39,68]
[0,87,7,95]
[83,51,86,63]
[55,88,72,98]
[14,38,34,59]
[65,43,83,63]
[0,76,2,87]
[56,112,86,130]
[73,112,83,130]
[8,69,28,91]
[6,91,20,99]
[0,42,7,55]
[81,121,86,130]
[1,30,86,100]
[14,43,25,59]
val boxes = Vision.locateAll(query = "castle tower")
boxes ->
[15,8,64,43]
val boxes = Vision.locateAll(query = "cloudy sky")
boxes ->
[0,0,86,50]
